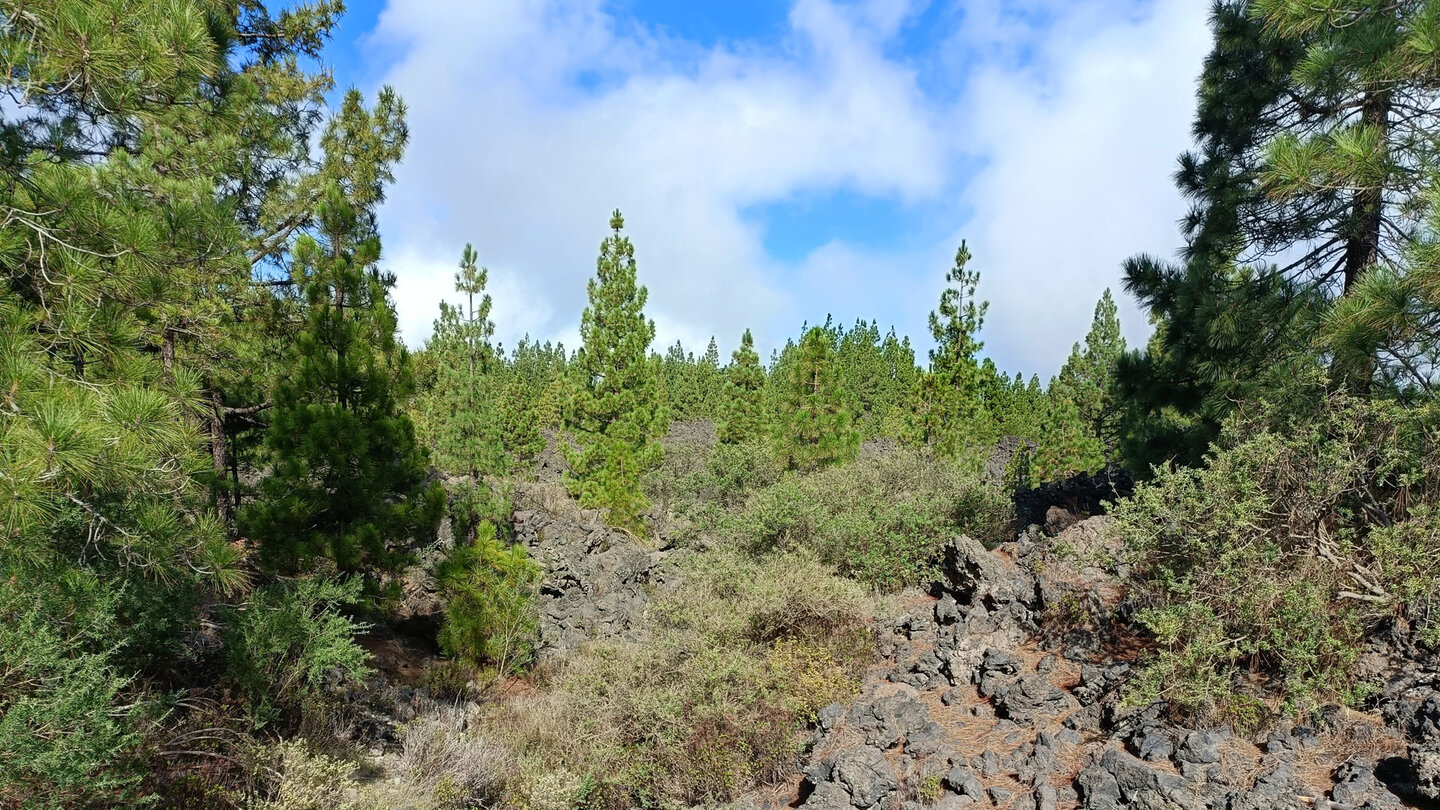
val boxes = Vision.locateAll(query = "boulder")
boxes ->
[1413,742,1440,801]
[800,782,853,810]
[995,674,1077,724]
[831,747,899,810]
[1078,750,1202,810]
[943,535,1034,607]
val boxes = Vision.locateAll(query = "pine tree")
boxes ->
[922,242,989,455]
[1171,1,1432,295]
[1051,289,1126,451]
[836,320,887,437]
[241,186,441,574]
[775,326,858,470]
[1033,395,1105,481]
[877,328,919,438]
[1118,258,1326,470]
[1328,197,1440,394]
[425,244,505,480]
[718,329,767,444]
[1122,0,1440,428]
[699,336,724,418]
[498,371,548,462]
[506,337,569,436]
[661,341,702,420]
[0,1,361,800]
[565,211,666,534]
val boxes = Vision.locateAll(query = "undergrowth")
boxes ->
[719,448,1009,589]
[1115,392,1440,725]
[484,547,878,809]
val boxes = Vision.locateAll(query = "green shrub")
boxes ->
[421,658,477,700]
[916,772,945,804]
[436,521,540,676]
[655,548,872,659]
[0,581,144,809]
[446,479,513,544]
[689,440,784,508]
[643,438,782,541]
[490,547,877,810]
[516,761,584,810]
[1115,393,1440,722]
[252,740,356,810]
[222,577,371,722]
[722,449,1008,588]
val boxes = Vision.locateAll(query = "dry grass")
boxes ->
[395,710,514,808]
[459,546,881,810]
[1293,709,1407,795]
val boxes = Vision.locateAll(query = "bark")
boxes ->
[1343,89,1390,296]
[210,389,230,524]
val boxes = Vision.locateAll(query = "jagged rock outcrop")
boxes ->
[495,471,1434,810]
[1014,468,1135,529]
[984,436,1035,487]
[512,482,671,659]
[790,515,1417,810]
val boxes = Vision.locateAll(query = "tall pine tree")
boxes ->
[917,242,988,456]
[719,329,767,444]
[565,211,666,534]
[241,186,441,574]
[1052,289,1126,451]
[424,243,504,480]
[775,326,858,470]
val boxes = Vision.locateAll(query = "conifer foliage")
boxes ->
[426,244,505,479]
[775,326,858,470]
[916,242,988,455]
[719,329,768,444]
[241,187,441,575]
[1052,289,1126,450]
[566,211,666,534]
[0,1,361,802]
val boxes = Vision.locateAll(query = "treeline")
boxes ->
[409,234,1127,534]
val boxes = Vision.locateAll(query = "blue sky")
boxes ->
[321,0,1211,379]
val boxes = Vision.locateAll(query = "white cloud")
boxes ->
[366,0,1209,377]
[950,0,1211,375]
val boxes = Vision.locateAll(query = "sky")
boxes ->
[321,0,1213,380]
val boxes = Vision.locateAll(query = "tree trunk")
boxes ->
[1343,88,1390,295]
[161,327,176,381]
[210,389,231,524]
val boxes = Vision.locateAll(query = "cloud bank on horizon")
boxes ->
[354,0,1211,379]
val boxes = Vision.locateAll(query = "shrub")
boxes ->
[687,440,784,509]
[916,772,945,804]
[516,761,584,810]
[537,637,799,807]
[1115,392,1440,723]
[0,582,144,809]
[221,577,371,722]
[421,658,477,701]
[642,437,781,540]
[436,520,541,676]
[253,740,356,810]
[395,711,512,809]
[446,479,512,544]
[723,449,1009,588]
[654,548,872,659]
[487,547,877,810]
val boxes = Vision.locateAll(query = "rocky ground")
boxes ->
[767,516,1440,810]
[498,472,1440,810]
[511,480,674,659]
